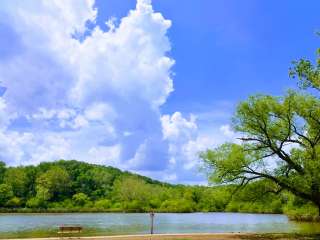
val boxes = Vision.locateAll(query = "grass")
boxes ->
[0,227,125,239]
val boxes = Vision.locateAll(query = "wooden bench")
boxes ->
[58,225,83,234]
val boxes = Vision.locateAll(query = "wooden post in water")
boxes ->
[150,211,155,235]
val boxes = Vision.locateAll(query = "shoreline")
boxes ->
[0,211,294,217]
[5,233,320,240]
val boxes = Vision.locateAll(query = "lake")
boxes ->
[0,212,319,236]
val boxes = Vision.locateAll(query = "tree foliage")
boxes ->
[36,166,71,201]
[0,160,313,217]
[202,48,320,215]
[0,184,13,206]
[4,167,28,198]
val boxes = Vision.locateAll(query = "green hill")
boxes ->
[0,160,316,217]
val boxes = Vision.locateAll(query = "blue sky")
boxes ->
[96,0,320,111]
[0,0,319,184]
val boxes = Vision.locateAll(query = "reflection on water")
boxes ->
[0,212,319,234]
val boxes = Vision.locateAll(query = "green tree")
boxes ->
[198,187,231,212]
[4,167,28,198]
[91,169,113,197]
[0,184,13,206]
[160,199,195,213]
[290,49,320,91]
[36,186,51,202]
[94,199,111,209]
[201,50,320,214]
[26,197,44,209]
[72,193,89,206]
[113,176,151,211]
[0,161,6,183]
[76,168,113,198]
[36,166,71,201]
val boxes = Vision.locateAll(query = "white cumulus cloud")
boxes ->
[0,0,230,184]
[0,0,173,174]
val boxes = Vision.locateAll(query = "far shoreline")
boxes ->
[0,209,288,215]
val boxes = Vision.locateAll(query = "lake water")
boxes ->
[0,212,319,235]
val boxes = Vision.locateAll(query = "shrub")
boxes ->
[6,197,22,208]
[94,199,111,209]
[72,193,89,206]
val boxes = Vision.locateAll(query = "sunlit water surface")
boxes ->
[0,212,319,235]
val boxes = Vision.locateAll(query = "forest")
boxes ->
[0,160,317,220]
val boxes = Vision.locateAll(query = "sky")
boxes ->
[0,0,319,185]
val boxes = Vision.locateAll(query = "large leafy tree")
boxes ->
[36,166,71,201]
[4,167,29,198]
[201,50,320,213]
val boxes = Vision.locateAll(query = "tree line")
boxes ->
[0,159,315,219]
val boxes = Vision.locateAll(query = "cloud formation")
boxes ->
[0,0,229,184]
